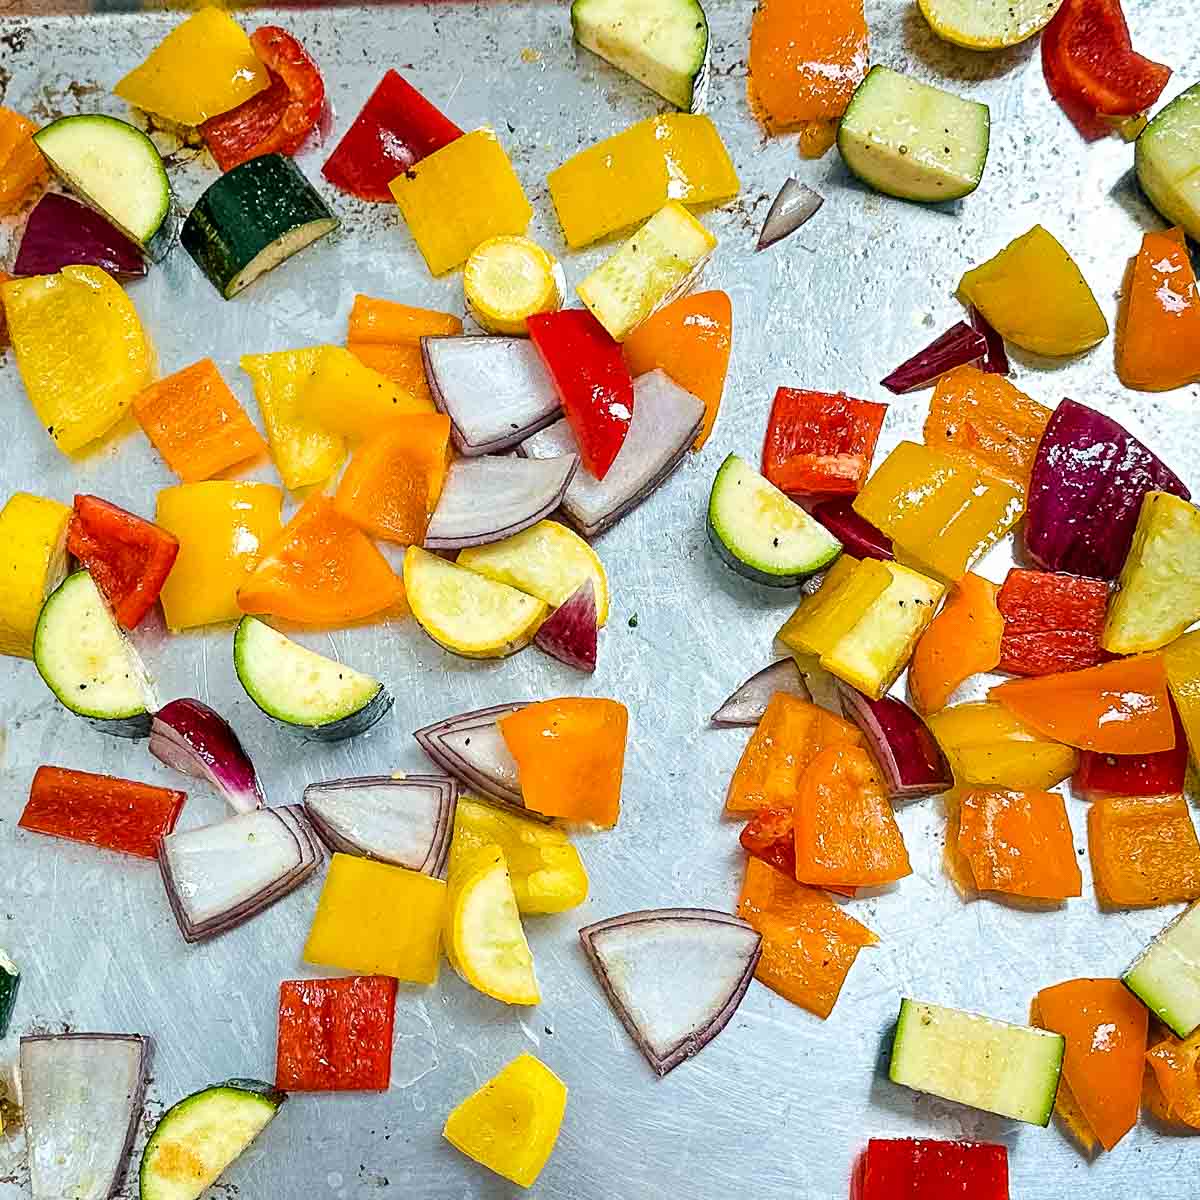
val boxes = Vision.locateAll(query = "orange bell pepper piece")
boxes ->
[1146,1026,1200,1130]
[793,745,911,887]
[1035,978,1148,1151]
[953,787,1081,900]
[996,568,1110,676]
[739,804,855,898]
[990,654,1175,755]
[345,344,432,405]
[237,493,404,625]
[724,693,863,815]
[908,573,1003,715]
[736,857,876,1019]
[0,109,47,214]
[621,290,732,450]
[333,413,450,544]
[499,698,628,827]
[1087,794,1200,909]
[1116,228,1200,393]
[133,358,268,483]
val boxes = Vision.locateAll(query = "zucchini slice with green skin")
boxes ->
[838,66,990,203]
[140,1078,285,1200]
[233,616,392,741]
[707,454,842,587]
[181,154,338,299]
[0,950,18,1038]
[1135,82,1200,241]
[33,114,170,249]
[34,571,157,739]
[1124,900,1200,1038]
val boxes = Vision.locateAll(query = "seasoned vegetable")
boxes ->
[1135,82,1200,239]
[919,0,1063,49]
[997,567,1109,676]
[838,685,953,798]
[755,179,824,252]
[413,703,531,815]
[810,498,894,561]
[1165,630,1200,764]
[859,1139,1009,1199]
[14,192,145,278]
[1124,901,1200,1037]
[880,322,987,395]
[711,659,810,727]
[0,108,48,214]
[1088,794,1200,908]
[0,492,71,659]
[464,236,562,335]
[533,579,599,672]
[150,699,265,814]
[301,344,433,440]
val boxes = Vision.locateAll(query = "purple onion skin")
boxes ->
[14,193,147,278]
[839,684,952,799]
[534,580,597,672]
[1025,399,1190,580]
[152,698,265,812]
[711,660,811,726]
[970,306,1009,376]
[880,322,987,395]
[811,499,894,561]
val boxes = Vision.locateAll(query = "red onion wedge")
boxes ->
[422,336,562,456]
[970,305,1010,376]
[534,579,598,672]
[150,698,265,814]
[303,774,457,876]
[158,807,320,943]
[838,683,952,801]
[756,178,824,253]
[21,1032,150,1200]
[579,908,762,1077]
[811,498,894,561]
[424,454,579,550]
[14,192,146,279]
[520,369,704,539]
[880,322,987,395]
[711,659,811,727]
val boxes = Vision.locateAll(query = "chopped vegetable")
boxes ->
[413,703,530,815]
[151,698,264,814]
[579,908,761,1076]
[740,803,816,884]
[1165,630,1200,764]
[970,305,1010,375]
[919,0,1063,48]
[0,108,47,214]
[443,1053,566,1188]
[0,953,18,1038]
[859,1138,1010,1199]
[838,685,952,799]
[275,976,397,1091]
[755,179,824,252]
[1125,901,1200,1037]
[1074,712,1188,799]
[1088,794,1200,908]
[13,192,144,278]
[464,236,562,335]
[1146,1026,1200,1128]
[303,344,433,440]
[1135,83,1200,241]
[996,567,1109,676]
[711,659,811,727]
[810,498,894,561]
[533,579,599,673]
[777,556,888,658]
[347,299,459,408]
[0,492,71,659]
[880,322,987,394]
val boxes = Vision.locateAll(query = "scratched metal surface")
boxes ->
[0,1,1198,1196]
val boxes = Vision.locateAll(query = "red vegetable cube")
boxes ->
[858,1138,1008,1200]
[996,568,1109,676]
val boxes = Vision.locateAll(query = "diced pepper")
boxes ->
[1044,1061,1102,1156]
[345,344,430,404]
[345,296,461,407]
[740,804,856,898]
[853,440,1023,582]
[302,345,433,441]
[793,745,911,887]
[237,492,404,625]
[19,765,185,860]
[777,556,890,659]
[304,852,445,983]
[66,494,180,630]
[909,573,1003,715]
[527,309,634,480]
[953,787,1082,900]
[1165,631,1200,765]
[621,290,732,450]
[155,480,282,631]
[1116,228,1200,391]
[0,492,71,659]
[547,114,739,249]
[115,7,270,126]
[499,698,628,827]
[737,857,876,1019]
[200,26,325,172]
[990,654,1175,755]
[390,128,532,276]
[333,412,450,545]
[996,568,1109,676]
[761,388,888,496]
[1146,1026,1200,1130]
[859,1138,1009,1200]
[1088,794,1200,908]
[322,69,464,202]
[1074,705,1188,799]
[275,976,397,1092]
[0,108,47,214]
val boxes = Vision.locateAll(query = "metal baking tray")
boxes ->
[0,1,1197,1196]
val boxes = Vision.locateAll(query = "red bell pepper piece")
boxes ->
[321,69,464,202]
[740,805,855,898]
[19,766,186,860]
[761,388,888,496]
[275,976,397,1091]
[858,1138,1009,1200]
[67,494,179,630]
[528,309,634,480]
[1074,704,1189,800]
[200,27,325,172]
[996,568,1109,677]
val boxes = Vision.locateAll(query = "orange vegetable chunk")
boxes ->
[955,787,1081,900]
[1087,794,1200,909]
[0,108,47,213]
[237,493,404,625]
[133,358,268,483]
[347,343,433,406]
[1035,978,1147,1151]
[737,857,876,1019]
[725,693,863,815]
[908,572,1003,715]
[621,290,732,450]
[499,698,628,827]
[990,654,1176,755]
[334,413,450,544]
[793,745,911,887]
[1147,1026,1200,1130]
[346,295,463,345]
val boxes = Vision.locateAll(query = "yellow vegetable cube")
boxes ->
[301,345,433,441]
[1165,631,1200,766]
[304,852,446,983]
[0,493,71,658]
[776,555,891,660]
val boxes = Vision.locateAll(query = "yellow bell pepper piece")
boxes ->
[0,493,71,658]
[853,441,1024,582]
[958,225,1109,356]
[155,481,282,631]
[240,348,345,492]
[776,555,890,660]
[1165,631,1200,767]
[443,1052,567,1188]
[3,266,153,455]
[390,129,533,276]
[300,345,433,440]
[304,853,445,983]
[548,113,740,248]
[114,8,269,126]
